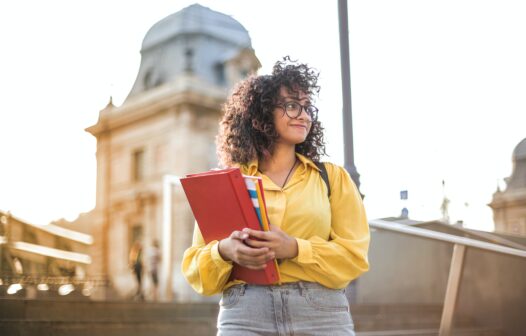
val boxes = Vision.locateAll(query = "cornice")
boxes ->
[86,75,227,137]
[489,188,526,208]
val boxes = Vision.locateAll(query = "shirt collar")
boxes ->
[242,153,320,175]
[243,160,259,176]
[296,153,321,172]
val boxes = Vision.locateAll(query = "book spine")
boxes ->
[229,171,280,284]
[229,171,260,231]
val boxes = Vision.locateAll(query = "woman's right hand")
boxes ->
[218,231,275,270]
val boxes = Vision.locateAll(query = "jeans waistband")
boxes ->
[232,281,337,295]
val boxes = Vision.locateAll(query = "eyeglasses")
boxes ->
[274,101,319,120]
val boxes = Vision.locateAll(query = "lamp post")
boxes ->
[338,0,362,196]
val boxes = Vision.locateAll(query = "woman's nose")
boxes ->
[297,107,312,121]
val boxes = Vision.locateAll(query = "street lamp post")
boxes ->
[338,0,362,195]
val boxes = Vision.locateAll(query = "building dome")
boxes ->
[506,137,526,190]
[489,136,526,235]
[512,137,526,161]
[142,4,251,51]
[125,3,257,102]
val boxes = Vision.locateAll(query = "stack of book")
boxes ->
[180,168,280,284]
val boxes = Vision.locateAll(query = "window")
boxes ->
[132,149,145,182]
[215,63,225,85]
[143,69,162,89]
[22,227,37,244]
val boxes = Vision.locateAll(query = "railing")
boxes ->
[1,240,92,264]
[368,219,526,336]
[0,274,110,297]
[0,274,109,287]
[0,212,93,245]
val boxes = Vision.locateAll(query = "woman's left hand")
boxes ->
[242,225,298,260]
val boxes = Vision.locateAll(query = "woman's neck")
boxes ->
[259,144,296,174]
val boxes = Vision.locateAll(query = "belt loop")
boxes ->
[298,281,306,296]
[239,283,247,295]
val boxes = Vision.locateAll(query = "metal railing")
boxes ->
[0,274,110,298]
[368,219,526,336]
[0,274,109,287]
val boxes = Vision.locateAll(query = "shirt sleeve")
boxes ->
[291,163,370,288]
[181,223,234,295]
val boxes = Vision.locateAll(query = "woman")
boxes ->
[182,57,370,335]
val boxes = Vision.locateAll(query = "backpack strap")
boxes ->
[314,161,331,198]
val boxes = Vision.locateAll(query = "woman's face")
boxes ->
[273,87,313,145]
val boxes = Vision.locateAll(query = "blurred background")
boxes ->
[0,1,525,335]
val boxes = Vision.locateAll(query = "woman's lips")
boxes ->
[290,124,307,130]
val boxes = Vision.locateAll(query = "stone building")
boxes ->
[80,4,260,301]
[489,137,526,235]
[0,210,93,298]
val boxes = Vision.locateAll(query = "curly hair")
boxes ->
[216,57,326,167]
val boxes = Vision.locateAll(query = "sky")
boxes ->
[1,0,525,232]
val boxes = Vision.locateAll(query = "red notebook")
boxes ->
[180,168,280,285]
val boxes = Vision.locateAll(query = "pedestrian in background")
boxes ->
[129,240,144,300]
[149,239,161,301]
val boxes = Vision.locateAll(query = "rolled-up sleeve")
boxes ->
[291,164,370,288]
[181,223,233,296]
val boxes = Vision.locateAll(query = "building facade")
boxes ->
[489,137,526,235]
[0,210,93,298]
[81,4,260,301]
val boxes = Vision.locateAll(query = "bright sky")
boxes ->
[1,0,525,232]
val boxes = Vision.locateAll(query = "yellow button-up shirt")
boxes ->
[182,153,370,296]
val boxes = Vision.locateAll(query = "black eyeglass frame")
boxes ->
[274,101,319,120]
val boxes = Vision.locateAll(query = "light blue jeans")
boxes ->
[217,282,355,336]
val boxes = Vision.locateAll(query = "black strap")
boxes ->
[314,161,331,198]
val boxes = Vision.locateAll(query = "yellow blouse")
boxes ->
[182,153,370,296]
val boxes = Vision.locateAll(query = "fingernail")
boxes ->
[241,233,248,239]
